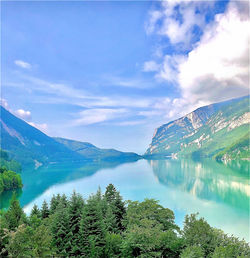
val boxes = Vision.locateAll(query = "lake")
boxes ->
[1,158,249,241]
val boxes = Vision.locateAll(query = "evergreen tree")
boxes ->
[67,191,84,256]
[104,184,126,232]
[1,186,250,258]
[41,200,49,219]
[50,202,70,255]
[80,193,106,257]
[5,193,25,230]
[60,193,68,208]
[50,194,59,215]
[104,205,117,233]
[104,184,117,204]
[30,204,41,218]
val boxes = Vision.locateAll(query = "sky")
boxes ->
[1,0,249,154]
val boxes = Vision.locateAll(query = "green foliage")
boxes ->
[104,183,126,232]
[180,245,205,258]
[105,233,122,257]
[50,201,71,255]
[214,132,250,160]
[67,191,84,256]
[0,214,10,256]
[41,200,49,219]
[124,198,178,232]
[0,149,22,173]
[1,185,249,257]
[0,167,22,194]
[4,193,26,231]
[6,224,54,257]
[30,204,41,218]
[122,199,181,257]
[80,191,106,257]
[183,213,218,256]
[147,95,249,160]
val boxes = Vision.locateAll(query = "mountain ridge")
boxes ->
[145,95,249,160]
[0,106,140,168]
[54,137,141,162]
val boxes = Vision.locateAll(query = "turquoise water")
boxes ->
[1,158,249,241]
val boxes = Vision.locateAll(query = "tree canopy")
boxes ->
[0,184,249,257]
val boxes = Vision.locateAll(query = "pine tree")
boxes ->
[104,184,126,232]
[5,193,25,230]
[113,191,126,231]
[30,204,41,218]
[67,191,84,256]
[104,205,117,233]
[50,195,59,215]
[104,184,117,204]
[80,193,106,257]
[51,202,70,255]
[61,194,68,208]
[41,200,49,219]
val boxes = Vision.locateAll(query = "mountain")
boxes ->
[0,106,140,167]
[54,137,141,162]
[0,106,84,167]
[145,96,249,160]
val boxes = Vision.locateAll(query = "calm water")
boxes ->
[1,158,249,241]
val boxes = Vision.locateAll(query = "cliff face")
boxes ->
[146,96,249,159]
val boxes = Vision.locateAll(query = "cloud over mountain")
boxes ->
[145,0,249,118]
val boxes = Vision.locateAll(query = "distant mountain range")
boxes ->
[54,137,141,162]
[1,95,249,168]
[0,106,141,168]
[145,95,249,161]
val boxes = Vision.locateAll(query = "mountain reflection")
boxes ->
[0,159,138,209]
[149,159,249,211]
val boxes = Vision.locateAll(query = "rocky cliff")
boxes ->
[145,96,249,160]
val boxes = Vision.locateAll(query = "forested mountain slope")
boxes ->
[54,137,141,162]
[0,106,140,168]
[146,96,249,160]
[0,106,83,167]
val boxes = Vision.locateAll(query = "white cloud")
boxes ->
[73,108,128,126]
[0,98,49,134]
[156,55,185,83]
[146,0,212,47]
[0,98,9,109]
[14,60,31,69]
[103,75,155,89]
[145,10,163,34]
[113,120,146,126]
[178,1,250,104]
[28,122,48,134]
[143,61,160,72]
[15,109,32,121]
[146,1,250,119]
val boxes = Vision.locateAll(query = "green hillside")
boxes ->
[0,106,140,168]
[0,149,22,172]
[0,149,22,194]
[214,133,250,161]
[54,137,141,162]
[0,106,84,167]
[146,96,249,160]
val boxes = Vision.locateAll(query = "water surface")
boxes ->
[1,158,249,241]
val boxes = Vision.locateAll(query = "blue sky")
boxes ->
[1,0,249,153]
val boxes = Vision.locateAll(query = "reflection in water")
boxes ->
[1,158,249,241]
[0,189,22,210]
[150,159,249,211]
[0,160,137,209]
